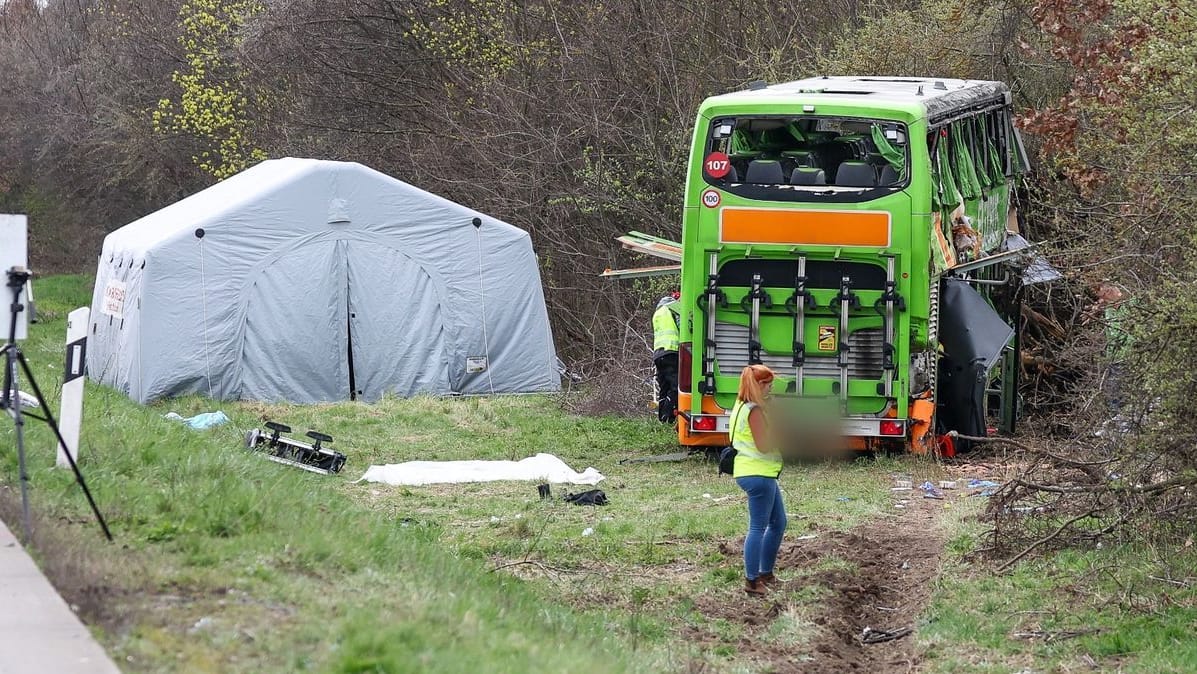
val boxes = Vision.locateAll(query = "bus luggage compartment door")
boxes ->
[936,278,1014,446]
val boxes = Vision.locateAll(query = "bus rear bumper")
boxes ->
[677,411,911,447]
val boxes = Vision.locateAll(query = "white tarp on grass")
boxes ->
[357,453,604,486]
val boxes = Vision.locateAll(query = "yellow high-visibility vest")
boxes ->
[729,400,782,478]
[652,302,680,352]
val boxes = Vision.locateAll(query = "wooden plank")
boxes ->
[600,264,681,279]
[616,232,682,261]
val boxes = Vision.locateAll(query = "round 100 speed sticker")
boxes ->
[701,189,721,208]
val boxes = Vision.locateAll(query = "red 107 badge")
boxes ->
[701,189,721,208]
[704,151,732,179]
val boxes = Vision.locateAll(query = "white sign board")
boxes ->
[0,214,29,340]
[100,280,126,319]
[56,307,89,468]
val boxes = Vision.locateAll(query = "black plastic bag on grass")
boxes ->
[564,489,608,506]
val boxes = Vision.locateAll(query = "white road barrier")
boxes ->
[56,306,88,468]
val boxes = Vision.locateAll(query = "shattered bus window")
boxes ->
[703,116,910,202]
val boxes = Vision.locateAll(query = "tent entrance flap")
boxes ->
[240,240,350,403]
[346,242,450,401]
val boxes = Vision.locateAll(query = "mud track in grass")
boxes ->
[692,497,945,673]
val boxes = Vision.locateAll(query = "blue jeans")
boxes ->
[735,476,787,581]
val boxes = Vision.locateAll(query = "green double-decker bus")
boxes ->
[673,76,1034,455]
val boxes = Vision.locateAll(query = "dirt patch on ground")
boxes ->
[690,497,945,673]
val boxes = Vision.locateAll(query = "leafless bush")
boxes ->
[558,365,657,419]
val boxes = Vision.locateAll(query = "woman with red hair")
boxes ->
[730,364,787,596]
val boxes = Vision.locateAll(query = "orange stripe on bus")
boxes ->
[720,209,891,247]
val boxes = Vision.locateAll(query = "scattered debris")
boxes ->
[968,479,1001,489]
[244,421,346,475]
[165,410,229,429]
[4,390,40,409]
[582,527,595,537]
[1012,628,1101,642]
[564,489,608,506]
[188,617,214,634]
[920,481,944,500]
[859,625,912,644]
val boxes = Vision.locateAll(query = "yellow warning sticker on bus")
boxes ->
[817,325,837,352]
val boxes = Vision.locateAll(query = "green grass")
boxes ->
[920,503,1197,673]
[8,275,1197,673]
[4,275,911,673]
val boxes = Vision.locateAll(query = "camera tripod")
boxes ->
[2,267,111,543]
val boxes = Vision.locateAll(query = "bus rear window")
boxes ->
[703,116,909,202]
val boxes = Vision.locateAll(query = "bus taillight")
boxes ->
[679,342,693,392]
[879,420,905,436]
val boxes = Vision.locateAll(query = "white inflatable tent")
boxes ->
[89,158,559,404]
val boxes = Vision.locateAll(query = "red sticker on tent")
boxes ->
[704,152,732,179]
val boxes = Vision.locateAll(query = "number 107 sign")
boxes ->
[704,152,731,179]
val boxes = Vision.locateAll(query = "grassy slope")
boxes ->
[4,276,1197,673]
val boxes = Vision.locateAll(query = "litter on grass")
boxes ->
[164,411,230,429]
[920,481,945,500]
[4,390,40,409]
[967,479,1001,489]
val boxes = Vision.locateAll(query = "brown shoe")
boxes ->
[744,577,767,596]
[758,572,780,587]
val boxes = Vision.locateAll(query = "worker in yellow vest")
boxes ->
[729,364,786,597]
[652,292,682,423]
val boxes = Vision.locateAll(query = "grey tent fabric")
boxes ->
[88,158,560,404]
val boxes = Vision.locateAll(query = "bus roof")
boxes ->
[699,76,1011,121]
